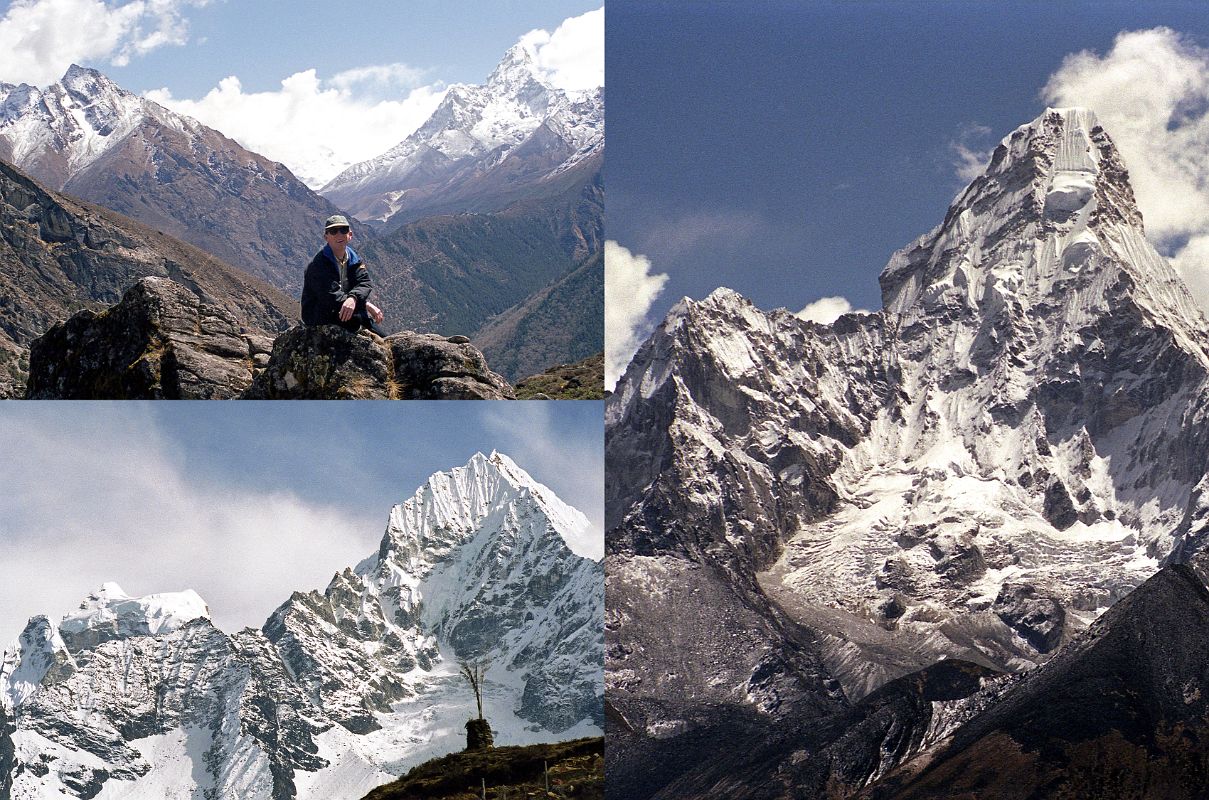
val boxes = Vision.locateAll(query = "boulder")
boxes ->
[242,325,394,399]
[387,331,514,400]
[26,277,268,399]
[244,327,515,400]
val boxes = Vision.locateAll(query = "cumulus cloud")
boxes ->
[142,8,601,189]
[0,0,207,86]
[950,122,994,184]
[795,296,867,325]
[519,7,603,92]
[1042,27,1209,313]
[0,408,380,641]
[606,240,669,390]
[146,72,446,189]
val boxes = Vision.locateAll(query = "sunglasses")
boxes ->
[326,227,351,235]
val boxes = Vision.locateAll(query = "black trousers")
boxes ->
[337,311,383,336]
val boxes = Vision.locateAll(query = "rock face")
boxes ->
[0,158,296,397]
[606,108,1209,796]
[1,453,603,799]
[26,277,274,399]
[244,325,515,400]
[0,65,344,295]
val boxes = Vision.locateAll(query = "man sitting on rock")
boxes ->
[301,215,385,333]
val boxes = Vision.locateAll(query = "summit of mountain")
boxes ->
[320,43,603,230]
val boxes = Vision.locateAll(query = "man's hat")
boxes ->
[324,214,351,230]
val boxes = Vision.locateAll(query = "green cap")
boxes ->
[324,214,351,230]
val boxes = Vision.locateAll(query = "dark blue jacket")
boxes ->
[301,244,372,325]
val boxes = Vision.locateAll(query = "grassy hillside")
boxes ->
[362,737,603,800]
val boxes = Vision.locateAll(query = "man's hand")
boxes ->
[366,301,384,324]
[339,296,356,322]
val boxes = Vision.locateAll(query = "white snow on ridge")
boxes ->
[59,582,210,640]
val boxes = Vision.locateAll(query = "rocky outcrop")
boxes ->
[245,325,515,400]
[0,156,296,394]
[24,278,517,399]
[26,277,274,399]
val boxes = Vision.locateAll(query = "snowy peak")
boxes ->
[0,64,155,181]
[319,39,602,225]
[0,616,75,711]
[57,582,211,652]
[380,451,597,565]
[486,43,555,108]
[879,107,1209,361]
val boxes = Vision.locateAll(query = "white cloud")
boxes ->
[795,296,867,325]
[0,0,207,86]
[519,7,603,92]
[0,409,380,642]
[605,240,669,390]
[136,7,599,189]
[950,122,994,183]
[1042,27,1209,314]
[146,71,446,188]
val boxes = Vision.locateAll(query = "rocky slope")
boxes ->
[0,65,344,295]
[321,45,602,231]
[475,249,603,384]
[605,108,1209,796]
[0,157,296,397]
[1,453,602,799]
[358,156,603,358]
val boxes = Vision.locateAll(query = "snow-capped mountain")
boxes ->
[0,65,343,295]
[321,44,604,228]
[606,108,1209,797]
[1,452,602,799]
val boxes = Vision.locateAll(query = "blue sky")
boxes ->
[605,0,1209,384]
[0,401,602,642]
[0,0,603,186]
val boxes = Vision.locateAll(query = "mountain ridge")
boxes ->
[606,106,1209,797]
[1,452,602,799]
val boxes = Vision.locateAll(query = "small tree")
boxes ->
[459,659,489,720]
[460,659,494,751]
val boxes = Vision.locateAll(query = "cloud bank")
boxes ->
[146,71,446,188]
[1042,27,1209,313]
[0,408,380,642]
[146,7,603,189]
[605,241,669,390]
[0,0,207,86]
[519,7,604,92]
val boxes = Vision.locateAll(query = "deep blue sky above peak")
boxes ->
[607,0,1209,325]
